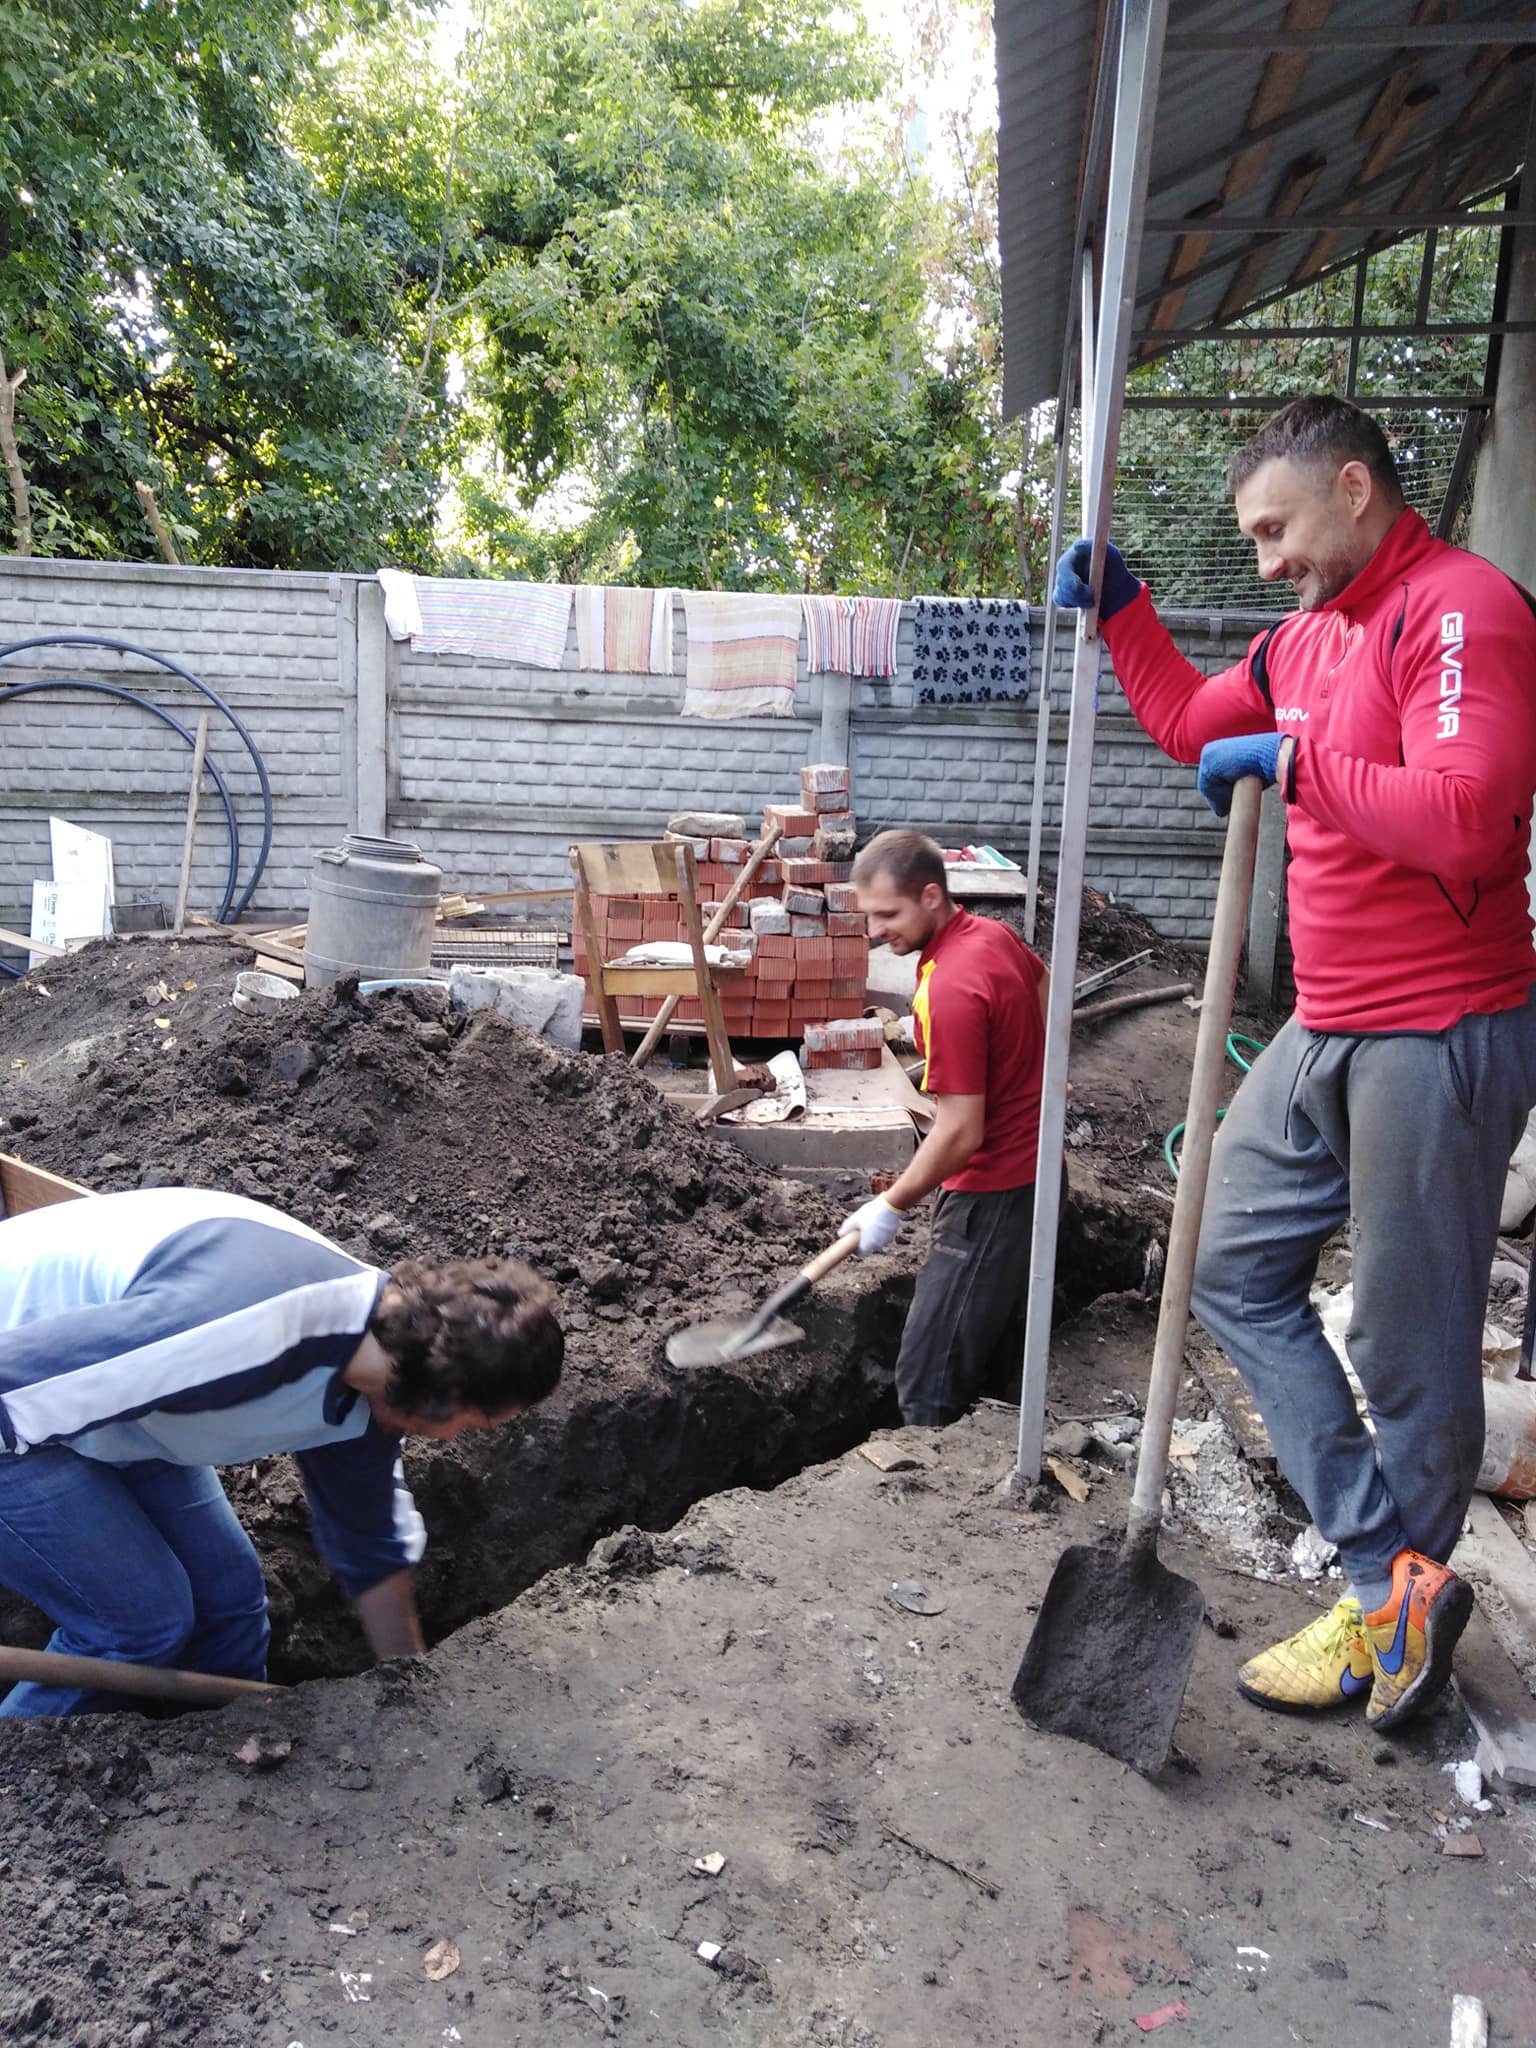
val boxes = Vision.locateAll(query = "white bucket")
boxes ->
[232,970,300,1015]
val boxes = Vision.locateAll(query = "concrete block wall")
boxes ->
[0,558,1274,950]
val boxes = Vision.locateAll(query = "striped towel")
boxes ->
[801,595,902,677]
[574,586,675,675]
[377,570,573,667]
[680,593,802,719]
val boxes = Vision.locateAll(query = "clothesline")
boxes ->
[376,570,1033,713]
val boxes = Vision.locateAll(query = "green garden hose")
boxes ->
[1163,1029,1269,1177]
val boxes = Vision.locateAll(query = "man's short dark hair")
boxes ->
[371,1255,563,1417]
[851,828,948,899]
[1226,396,1405,503]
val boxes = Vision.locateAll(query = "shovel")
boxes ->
[665,1230,862,1369]
[1012,775,1263,1772]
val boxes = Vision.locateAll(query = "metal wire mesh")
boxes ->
[1112,406,1476,611]
[1099,228,1496,610]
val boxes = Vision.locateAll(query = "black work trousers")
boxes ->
[894,1180,1039,1426]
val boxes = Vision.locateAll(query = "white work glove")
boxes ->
[840,1195,906,1258]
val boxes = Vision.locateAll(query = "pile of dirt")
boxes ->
[979,878,1208,978]
[0,935,841,1304]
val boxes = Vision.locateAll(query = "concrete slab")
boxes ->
[647,1047,926,1174]
[944,862,1029,900]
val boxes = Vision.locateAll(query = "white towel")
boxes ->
[376,571,573,667]
[574,587,676,675]
[680,593,802,718]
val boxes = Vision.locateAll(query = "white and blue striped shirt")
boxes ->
[0,1188,425,1596]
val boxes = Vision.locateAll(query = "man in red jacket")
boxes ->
[842,829,1049,1426]
[1055,395,1536,1732]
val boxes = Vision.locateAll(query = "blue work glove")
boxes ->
[1052,538,1141,622]
[1196,733,1284,817]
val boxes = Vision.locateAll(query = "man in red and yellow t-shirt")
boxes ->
[842,829,1048,1425]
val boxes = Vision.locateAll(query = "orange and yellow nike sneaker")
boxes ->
[1362,1549,1474,1731]
[1235,1595,1374,1712]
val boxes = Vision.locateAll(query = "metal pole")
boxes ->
[1024,241,1097,945]
[1015,0,1171,1487]
[1022,8,1119,943]
[1023,414,1074,947]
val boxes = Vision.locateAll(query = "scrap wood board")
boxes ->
[1188,1338,1277,1472]
[0,1152,93,1216]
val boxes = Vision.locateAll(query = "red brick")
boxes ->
[793,935,835,970]
[831,938,868,971]
[757,955,796,984]
[765,803,819,836]
[829,975,865,999]
[828,911,865,936]
[826,997,865,1020]
[824,883,860,912]
[757,932,795,957]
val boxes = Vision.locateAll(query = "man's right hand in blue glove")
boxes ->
[1052,538,1141,622]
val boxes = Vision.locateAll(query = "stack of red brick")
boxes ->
[575,762,872,1041]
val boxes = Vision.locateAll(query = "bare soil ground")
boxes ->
[3,1385,1530,2048]
[9,915,1522,2048]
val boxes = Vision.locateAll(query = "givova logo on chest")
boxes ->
[1439,612,1464,738]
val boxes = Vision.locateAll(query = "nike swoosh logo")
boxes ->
[1339,1666,1371,1698]
[1374,1595,1413,1678]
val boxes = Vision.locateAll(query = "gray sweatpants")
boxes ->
[1191,987,1536,1602]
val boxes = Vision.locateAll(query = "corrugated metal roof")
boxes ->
[997,0,1536,417]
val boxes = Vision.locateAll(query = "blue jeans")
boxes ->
[1191,990,1536,1606]
[0,1448,270,1716]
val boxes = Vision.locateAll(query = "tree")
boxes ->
[0,0,443,568]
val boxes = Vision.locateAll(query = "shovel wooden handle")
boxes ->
[0,1644,286,1707]
[801,1230,863,1286]
[1130,778,1263,1532]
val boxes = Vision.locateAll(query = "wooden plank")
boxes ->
[1189,1341,1277,1470]
[599,966,741,997]
[1454,1607,1536,1790]
[0,1152,93,1215]
[171,711,210,936]
[572,841,681,897]
[1458,1495,1536,1663]
[0,925,65,960]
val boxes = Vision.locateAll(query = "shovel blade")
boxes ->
[1011,1538,1205,1774]
[664,1315,804,1370]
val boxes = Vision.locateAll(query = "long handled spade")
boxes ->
[1012,776,1263,1773]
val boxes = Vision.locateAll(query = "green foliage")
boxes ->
[1,0,441,567]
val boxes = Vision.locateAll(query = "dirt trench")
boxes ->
[0,936,1159,1679]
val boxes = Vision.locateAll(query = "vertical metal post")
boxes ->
[1346,253,1368,398]
[1023,409,1074,947]
[1014,0,1171,1486]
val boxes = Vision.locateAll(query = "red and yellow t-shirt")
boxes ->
[912,908,1046,1193]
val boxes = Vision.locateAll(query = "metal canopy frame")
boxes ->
[1002,0,1536,1484]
